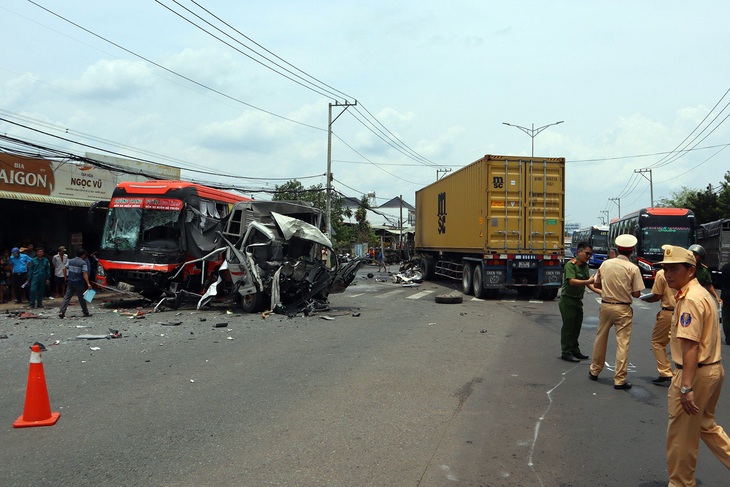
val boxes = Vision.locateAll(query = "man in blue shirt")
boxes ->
[58,248,92,319]
[9,247,32,304]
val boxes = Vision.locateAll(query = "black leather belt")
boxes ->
[662,307,675,312]
[601,300,631,305]
[676,361,721,369]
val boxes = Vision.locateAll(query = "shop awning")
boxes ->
[0,190,95,208]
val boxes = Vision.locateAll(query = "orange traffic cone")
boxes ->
[13,344,61,428]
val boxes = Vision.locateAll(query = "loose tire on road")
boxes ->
[462,262,474,295]
[435,294,463,304]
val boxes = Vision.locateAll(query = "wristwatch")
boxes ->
[680,386,693,394]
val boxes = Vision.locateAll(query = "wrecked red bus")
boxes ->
[96,180,250,298]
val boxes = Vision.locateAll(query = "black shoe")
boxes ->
[58,312,64,319]
[83,313,92,317]
[574,352,589,360]
[614,382,633,390]
[651,376,672,385]
[588,372,598,381]
[561,354,580,363]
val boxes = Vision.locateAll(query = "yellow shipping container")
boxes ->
[416,154,565,255]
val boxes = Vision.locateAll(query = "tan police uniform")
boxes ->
[667,277,730,485]
[651,269,676,379]
[589,249,644,386]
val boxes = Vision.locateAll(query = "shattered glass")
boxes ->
[101,208,181,251]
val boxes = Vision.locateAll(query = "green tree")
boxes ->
[657,177,728,224]
[353,194,374,244]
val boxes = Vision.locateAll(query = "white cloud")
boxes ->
[64,59,155,99]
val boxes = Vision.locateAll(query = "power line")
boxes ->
[354,104,440,166]
[0,118,323,182]
[649,88,730,168]
[25,0,323,131]
[331,132,429,186]
[154,0,344,101]
[177,0,354,101]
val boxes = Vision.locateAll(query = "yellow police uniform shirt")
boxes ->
[651,269,677,309]
[595,255,644,303]
[670,278,722,366]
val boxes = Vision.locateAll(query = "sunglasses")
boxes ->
[583,252,593,256]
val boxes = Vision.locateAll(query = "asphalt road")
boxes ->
[1,269,729,486]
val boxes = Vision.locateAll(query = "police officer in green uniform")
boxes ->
[689,244,722,304]
[560,242,600,362]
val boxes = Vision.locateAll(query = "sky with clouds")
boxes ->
[2,1,730,228]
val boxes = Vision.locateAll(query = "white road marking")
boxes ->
[376,290,404,299]
[347,293,364,298]
[406,290,434,300]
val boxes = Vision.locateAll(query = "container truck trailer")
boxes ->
[697,217,730,288]
[414,154,565,300]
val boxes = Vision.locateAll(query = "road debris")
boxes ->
[19,312,45,319]
[434,294,463,304]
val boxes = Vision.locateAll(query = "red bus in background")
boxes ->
[608,207,696,283]
[96,180,250,298]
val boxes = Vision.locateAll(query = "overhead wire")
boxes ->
[353,104,440,167]
[648,88,730,168]
[331,132,429,186]
[25,0,323,131]
[182,0,355,101]
[0,118,324,182]
[154,0,344,101]
[155,0,441,168]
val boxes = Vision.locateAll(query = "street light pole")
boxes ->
[502,120,564,157]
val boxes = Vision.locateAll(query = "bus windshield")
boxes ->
[640,225,693,257]
[591,233,608,252]
[101,199,183,251]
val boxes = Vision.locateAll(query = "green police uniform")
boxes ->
[559,258,590,356]
[27,256,50,308]
[695,263,714,290]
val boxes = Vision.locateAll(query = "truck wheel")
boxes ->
[537,287,559,301]
[462,262,474,295]
[419,255,435,280]
[472,266,486,299]
[241,292,263,313]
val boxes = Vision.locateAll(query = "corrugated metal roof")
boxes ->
[0,191,94,207]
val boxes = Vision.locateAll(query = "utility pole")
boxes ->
[608,197,621,219]
[502,120,564,157]
[600,210,609,225]
[634,168,654,207]
[326,100,357,237]
[399,194,404,251]
[436,168,451,180]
